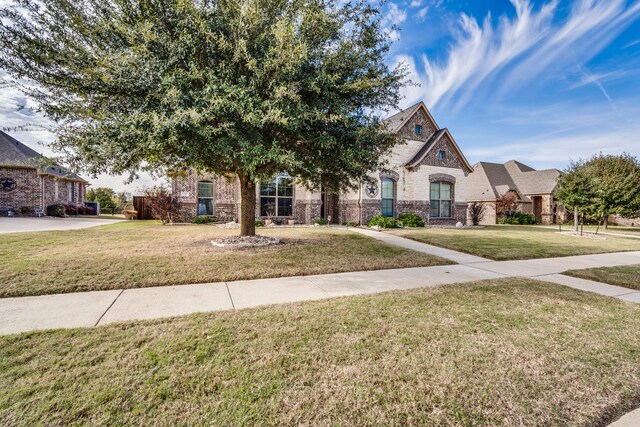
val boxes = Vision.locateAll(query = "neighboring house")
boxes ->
[466,160,563,225]
[172,102,474,225]
[0,130,88,215]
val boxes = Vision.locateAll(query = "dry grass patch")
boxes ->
[0,221,449,298]
[564,264,640,291]
[2,279,640,426]
[390,225,640,260]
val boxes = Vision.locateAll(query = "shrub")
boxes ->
[343,221,358,227]
[19,206,35,216]
[467,202,487,226]
[367,214,401,228]
[314,218,329,225]
[397,213,425,227]
[77,205,94,215]
[143,186,182,224]
[192,215,220,224]
[46,204,65,217]
[255,219,265,227]
[499,211,537,225]
[63,204,78,215]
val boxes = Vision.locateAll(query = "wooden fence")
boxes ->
[132,196,153,220]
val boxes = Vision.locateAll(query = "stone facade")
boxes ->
[171,102,474,225]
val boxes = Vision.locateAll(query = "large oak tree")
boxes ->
[0,0,405,235]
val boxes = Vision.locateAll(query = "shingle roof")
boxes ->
[467,160,560,202]
[0,130,87,182]
[383,102,423,133]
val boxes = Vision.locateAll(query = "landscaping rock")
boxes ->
[211,235,280,248]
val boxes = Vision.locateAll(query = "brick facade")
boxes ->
[170,102,473,226]
[0,167,87,214]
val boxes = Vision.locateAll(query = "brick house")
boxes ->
[466,160,564,225]
[172,102,474,225]
[0,130,88,215]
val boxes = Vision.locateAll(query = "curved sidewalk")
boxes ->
[1,242,639,334]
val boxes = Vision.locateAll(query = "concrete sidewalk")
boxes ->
[2,248,640,335]
[349,227,490,264]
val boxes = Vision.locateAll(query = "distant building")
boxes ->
[0,130,88,215]
[467,160,564,225]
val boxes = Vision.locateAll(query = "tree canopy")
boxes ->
[555,154,640,228]
[0,0,406,235]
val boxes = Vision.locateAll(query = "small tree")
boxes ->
[555,160,593,232]
[495,191,520,221]
[144,187,182,224]
[585,153,640,229]
[467,202,486,226]
[86,187,116,214]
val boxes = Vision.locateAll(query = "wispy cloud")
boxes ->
[397,0,640,109]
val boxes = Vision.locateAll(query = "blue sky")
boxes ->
[1,0,640,192]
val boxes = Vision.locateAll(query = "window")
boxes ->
[67,182,75,203]
[381,178,395,217]
[430,182,452,218]
[260,174,293,216]
[438,150,445,161]
[415,125,422,135]
[197,181,214,215]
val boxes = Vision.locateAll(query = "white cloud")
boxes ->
[410,0,422,8]
[382,3,407,42]
[417,6,429,19]
[396,0,640,110]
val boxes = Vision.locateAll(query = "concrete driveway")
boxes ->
[0,217,124,234]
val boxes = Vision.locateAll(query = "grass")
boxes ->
[0,221,449,298]
[2,278,640,426]
[564,264,640,291]
[389,225,640,260]
[583,225,640,235]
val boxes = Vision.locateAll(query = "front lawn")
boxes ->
[390,226,640,260]
[2,279,640,426]
[564,264,640,291]
[0,222,448,298]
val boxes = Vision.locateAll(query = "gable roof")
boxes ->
[0,130,87,182]
[467,160,560,202]
[404,128,473,173]
[383,101,439,133]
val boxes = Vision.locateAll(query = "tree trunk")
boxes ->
[239,174,256,236]
[603,215,608,229]
[573,206,579,232]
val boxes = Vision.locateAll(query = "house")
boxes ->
[0,130,88,215]
[172,102,474,225]
[466,160,563,225]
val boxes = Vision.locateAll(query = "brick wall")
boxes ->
[0,167,41,211]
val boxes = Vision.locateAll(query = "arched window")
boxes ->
[381,178,395,217]
[430,182,452,218]
[197,181,214,215]
[260,174,293,216]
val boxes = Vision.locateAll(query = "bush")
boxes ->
[467,202,487,226]
[255,219,265,227]
[63,204,78,215]
[367,214,401,228]
[397,213,425,227]
[46,204,65,217]
[314,218,329,225]
[343,221,358,227]
[19,206,35,216]
[143,186,182,224]
[192,215,220,224]
[77,205,94,215]
[499,211,537,225]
